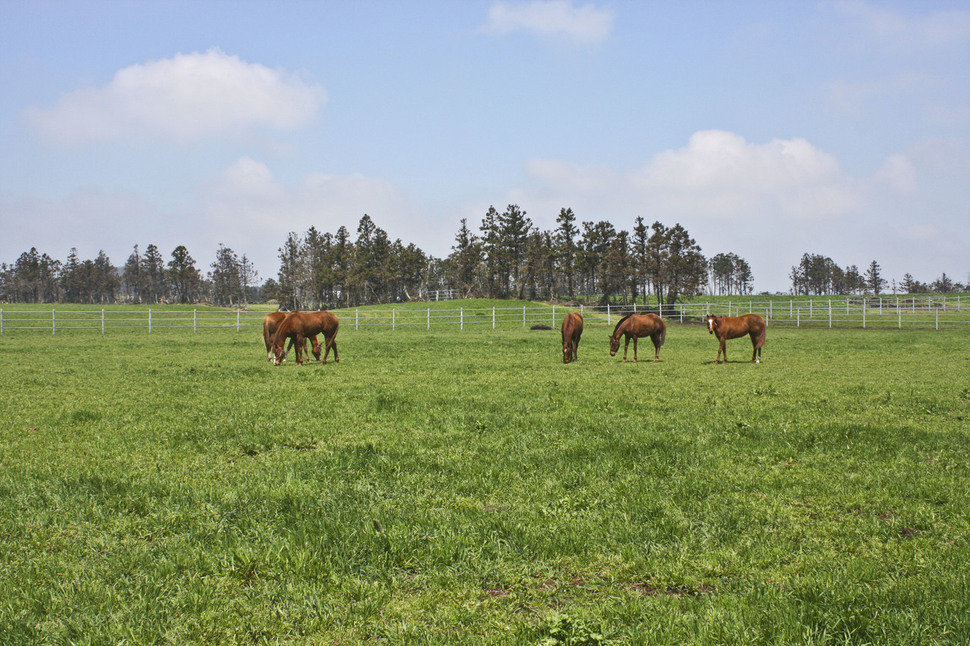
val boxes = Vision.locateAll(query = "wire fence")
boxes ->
[1,296,967,335]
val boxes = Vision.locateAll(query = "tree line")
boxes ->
[274,208,750,309]
[0,244,258,306]
[789,253,965,296]
[2,208,965,305]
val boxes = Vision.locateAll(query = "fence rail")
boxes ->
[1,296,967,335]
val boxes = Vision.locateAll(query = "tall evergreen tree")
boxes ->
[498,204,532,298]
[446,218,482,298]
[122,245,142,303]
[140,244,168,303]
[168,246,201,304]
[864,260,887,295]
[555,208,579,299]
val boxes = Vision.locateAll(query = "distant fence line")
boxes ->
[0,296,967,335]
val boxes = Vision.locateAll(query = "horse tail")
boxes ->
[757,317,767,348]
[657,318,667,347]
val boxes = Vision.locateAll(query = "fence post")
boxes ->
[862,302,866,329]
[492,307,496,329]
[936,310,939,330]
[149,309,152,334]
[237,310,240,332]
[607,303,611,326]
[898,307,901,329]
[797,309,800,327]
[427,308,431,330]
[52,309,56,335]
[828,300,832,328]
[552,305,556,328]
[523,306,526,328]
[393,309,396,331]
[194,309,197,333]
[102,309,105,335]
[356,309,359,331]
[461,308,464,330]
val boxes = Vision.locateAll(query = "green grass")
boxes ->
[1,314,969,644]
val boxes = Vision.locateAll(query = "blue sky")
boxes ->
[2,0,968,293]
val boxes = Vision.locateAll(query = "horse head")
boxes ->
[271,339,287,365]
[608,333,620,356]
[706,315,718,334]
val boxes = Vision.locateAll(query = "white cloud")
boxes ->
[873,154,917,194]
[830,0,970,49]
[195,158,432,271]
[26,48,326,145]
[521,130,859,221]
[482,1,613,44]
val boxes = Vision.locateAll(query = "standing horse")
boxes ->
[706,314,766,364]
[561,312,583,363]
[609,313,666,362]
[263,311,318,362]
[272,310,339,366]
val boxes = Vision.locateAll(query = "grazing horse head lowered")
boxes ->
[272,310,339,366]
[560,312,583,363]
[608,313,666,362]
[706,314,766,364]
[263,311,319,363]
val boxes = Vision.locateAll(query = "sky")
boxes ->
[1,0,968,294]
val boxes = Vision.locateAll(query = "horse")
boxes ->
[272,310,339,366]
[609,313,666,362]
[263,311,318,363]
[706,314,766,364]
[560,312,583,363]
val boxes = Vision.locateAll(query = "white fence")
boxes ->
[0,296,967,335]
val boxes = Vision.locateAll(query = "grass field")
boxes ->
[2,306,969,644]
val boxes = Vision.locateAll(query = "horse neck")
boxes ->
[611,321,628,340]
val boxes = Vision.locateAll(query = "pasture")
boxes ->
[1,311,969,644]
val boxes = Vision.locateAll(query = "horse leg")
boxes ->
[717,338,726,364]
[751,333,760,363]
[573,339,579,362]
[622,336,630,362]
[323,334,338,364]
[653,336,660,362]
[632,336,639,362]
[294,332,306,365]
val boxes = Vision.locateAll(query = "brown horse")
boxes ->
[272,310,339,366]
[263,311,318,362]
[561,312,583,363]
[706,314,766,364]
[609,313,666,362]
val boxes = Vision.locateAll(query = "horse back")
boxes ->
[562,312,583,342]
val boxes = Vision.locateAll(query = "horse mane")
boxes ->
[612,313,635,335]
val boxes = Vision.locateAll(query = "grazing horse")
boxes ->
[272,310,339,366]
[561,312,583,363]
[706,314,766,364]
[262,311,318,362]
[609,313,666,362]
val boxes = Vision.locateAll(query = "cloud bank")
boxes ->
[482,0,613,44]
[518,130,862,221]
[27,48,326,145]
